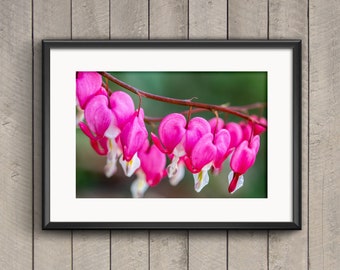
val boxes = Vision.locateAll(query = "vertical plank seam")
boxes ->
[267,2,270,269]
[226,230,228,270]
[148,0,150,40]
[109,2,112,269]
[307,0,310,268]
[148,230,151,270]
[32,0,35,268]
[267,0,269,39]
[109,0,111,40]
[226,1,229,268]
[71,0,73,268]
[187,230,189,270]
[187,0,189,39]
[226,0,229,39]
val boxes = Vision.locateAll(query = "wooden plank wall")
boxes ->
[0,0,339,269]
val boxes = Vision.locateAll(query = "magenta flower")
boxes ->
[76,72,103,109]
[110,91,135,130]
[184,133,216,192]
[131,141,166,198]
[250,115,267,135]
[151,113,187,154]
[228,135,260,193]
[119,109,148,177]
[139,142,167,187]
[212,129,231,172]
[240,121,252,141]
[79,122,109,155]
[209,117,224,133]
[225,122,243,149]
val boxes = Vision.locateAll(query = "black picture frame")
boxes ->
[42,40,301,230]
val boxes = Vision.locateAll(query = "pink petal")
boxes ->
[209,117,224,133]
[159,113,187,153]
[76,72,102,109]
[230,140,256,174]
[84,95,115,138]
[139,144,166,187]
[120,109,148,161]
[250,135,260,154]
[110,91,135,129]
[213,129,231,169]
[184,117,211,156]
[190,133,216,172]
[225,122,243,149]
[251,115,267,135]
[240,122,252,141]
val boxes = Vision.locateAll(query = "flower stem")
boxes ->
[100,72,267,128]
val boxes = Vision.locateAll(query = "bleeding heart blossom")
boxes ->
[225,122,243,149]
[76,72,103,109]
[250,115,267,135]
[119,109,148,177]
[184,133,216,192]
[212,129,231,172]
[209,117,224,133]
[110,91,135,130]
[228,135,260,193]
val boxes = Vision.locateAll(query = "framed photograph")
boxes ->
[42,40,301,229]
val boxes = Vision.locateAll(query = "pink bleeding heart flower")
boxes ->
[151,113,187,154]
[140,141,167,186]
[131,141,166,198]
[184,117,211,156]
[110,91,135,130]
[76,72,103,109]
[240,121,252,141]
[212,129,231,172]
[228,135,260,193]
[184,133,216,192]
[209,117,224,133]
[79,95,116,155]
[151,113,187,178]
[250,115,267,135]
[119,109,148,177]
[79,122,109,155]
[225,122,243,149]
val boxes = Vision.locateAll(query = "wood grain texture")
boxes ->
[33,1,72,269]
[111,0,148,39]
[309,0,340,269]
[149,1,189,269]
[0,0,33,269]
[189,231,227,270]
[188,1,227,269]
[0,0,32,269]
[189,0,227,39]
[72,0,109,39]
[150,231,188,270]
[109,2,149,269]
[71,1,111,269]
[229,0,268,38]
[111,231,149,270]
[150,0,188,39]
[269,1,309,269]
[73,231,110,270]
[228,1,268,269]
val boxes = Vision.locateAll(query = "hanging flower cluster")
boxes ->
[76,72,267,197]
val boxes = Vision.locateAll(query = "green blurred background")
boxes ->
[76,72,267,198]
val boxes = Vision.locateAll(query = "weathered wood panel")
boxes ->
[0,0,32,269]
[110,1,149,269]
[111,0,148,39]
[228,1,268,269]
[33,0,72,269]
[71,1,111,269]
[309,0,340,269]
[268,1,309,269]
[189,0,227,39]
[111,231,149,270]
[188,1,227,269]
[150,0,188,39]
[149,1,189,269]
